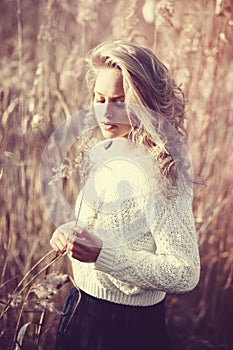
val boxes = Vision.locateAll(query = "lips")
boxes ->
[102,123,117,131]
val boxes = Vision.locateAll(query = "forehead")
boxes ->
[94,68,124,97]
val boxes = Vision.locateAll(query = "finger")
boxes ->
[67,241,80,258]
[67,244,89,261]
[70,226,88,242]
[68,237,91,253]
[57,231,68,246]
[51,241,66,253]
[67,239,102,262]
[50,233,67,252]
[50,239,63,252]
[71,225,84,233]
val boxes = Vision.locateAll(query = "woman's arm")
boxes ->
[95,191,200,293]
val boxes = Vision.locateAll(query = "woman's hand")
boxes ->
[50,228,68,254]
[50,222,103,263]
[67,226,103,263]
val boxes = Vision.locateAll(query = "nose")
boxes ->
[103,101,114,119]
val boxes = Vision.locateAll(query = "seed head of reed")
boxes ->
[31,273,70,300]
[48,131,98,186]
[76,0,99,28]
[155,0,174,27]
[5,273,70,312]
[30,273,70,313]
[8,294,23,308]
[49,158,73,184]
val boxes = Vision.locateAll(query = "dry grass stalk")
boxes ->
[0,249,71,349]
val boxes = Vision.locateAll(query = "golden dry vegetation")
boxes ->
[0,0,233,349]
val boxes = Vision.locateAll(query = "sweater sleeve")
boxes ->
[95,190,200,293]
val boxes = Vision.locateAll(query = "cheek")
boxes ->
[119,112,131,127]
[93,105,103,122]
[121,124,132,133]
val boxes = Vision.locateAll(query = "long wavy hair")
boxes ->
[85,40,191,188]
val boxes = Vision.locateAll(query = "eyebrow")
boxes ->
[94,90,125,99]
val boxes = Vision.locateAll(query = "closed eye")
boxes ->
[115,102,125,109]
[94,98,125,108]
[95,100,104,103]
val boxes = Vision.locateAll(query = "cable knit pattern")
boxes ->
[69,138,200,306]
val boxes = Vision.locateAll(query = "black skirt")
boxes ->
[56,287,171,350]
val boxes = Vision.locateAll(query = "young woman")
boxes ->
[50,41,200,350]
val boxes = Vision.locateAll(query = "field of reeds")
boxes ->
[0,0,233,349]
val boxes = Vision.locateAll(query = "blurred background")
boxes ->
[0,0,233,349]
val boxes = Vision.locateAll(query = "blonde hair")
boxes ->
[85,40,190,187]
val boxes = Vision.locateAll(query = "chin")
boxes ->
[100,129,116,139]
[102,133,117,139]
[100,126,131,139]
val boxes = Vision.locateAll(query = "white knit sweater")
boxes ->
[67,138,200,306]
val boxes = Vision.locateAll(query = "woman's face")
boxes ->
[93,68,131,139]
